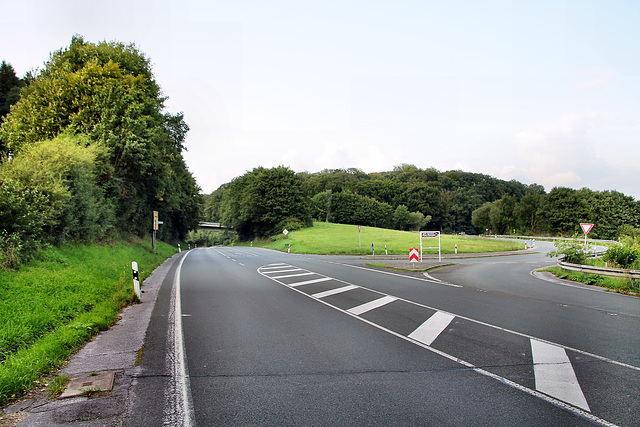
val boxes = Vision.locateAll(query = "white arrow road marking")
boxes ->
[408,311,455,346]
[531,339,590,412]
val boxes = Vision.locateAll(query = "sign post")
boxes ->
[580,223,594,247]
[420,231,441,262]
[152,211,159,250]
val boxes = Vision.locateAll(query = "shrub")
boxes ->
[547,239,589,264]
[603,245,639,269]
[0,135,114,267]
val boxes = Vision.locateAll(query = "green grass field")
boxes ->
[250,222,523,255]
[0,237,177,404]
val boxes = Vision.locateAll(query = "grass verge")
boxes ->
[249,222,523,255]
[544,267,640,295]
[0,236,177,405]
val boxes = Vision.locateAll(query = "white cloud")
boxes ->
[575,69,619,91]
[473,111,640,198]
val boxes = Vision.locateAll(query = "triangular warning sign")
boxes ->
[580,223,594,235]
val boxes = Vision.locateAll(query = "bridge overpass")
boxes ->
[198,222,233,231]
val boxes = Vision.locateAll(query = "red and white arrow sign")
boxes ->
[409,248,420,262]
[580,223,594,235]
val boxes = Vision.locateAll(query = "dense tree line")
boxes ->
[205,166,311,240]
[0,36,201,268]
[205,164,640,241]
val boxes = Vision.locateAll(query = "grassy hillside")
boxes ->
[0,237,177,404]
[251,222,523,255]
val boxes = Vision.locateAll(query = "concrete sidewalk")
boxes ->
[2,253,181,426]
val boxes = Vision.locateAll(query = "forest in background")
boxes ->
[204,165,640,241]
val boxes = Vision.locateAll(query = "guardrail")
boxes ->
[490,234,619,245]
[557,259,640,282]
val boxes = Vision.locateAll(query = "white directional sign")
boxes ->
[421,231,440,238]
[419,231,441,263]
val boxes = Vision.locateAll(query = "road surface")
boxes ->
[132,243,640,426]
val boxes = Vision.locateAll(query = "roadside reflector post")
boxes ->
[372,242,375,256]
[455,244,458,255]
[178,244,181,253]
[132,261,141,300]
[288,244,291,254]
[385,244,388,255]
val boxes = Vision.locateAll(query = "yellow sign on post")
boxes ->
[153,211,159,231]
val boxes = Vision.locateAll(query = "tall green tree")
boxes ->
[220,166,311,239]
[0,61,25,156]
[0,36,200,238]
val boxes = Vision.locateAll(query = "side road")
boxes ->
[2,252,183,426]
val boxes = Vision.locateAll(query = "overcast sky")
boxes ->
[3,1,640,199]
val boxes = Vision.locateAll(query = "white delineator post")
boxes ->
[132,261,141,300]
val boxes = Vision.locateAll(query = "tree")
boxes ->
[0,61,25,156]
[220,166,311,239]
[472,202,492,233]
[393,205,412,230]
[0,135,114,267]
[0,36,200,238]
[543,187,592,236]
[514,184,545,233]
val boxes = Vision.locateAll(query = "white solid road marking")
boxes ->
[312,285,359,299]
[263,268,304,274]
[348,296,398,315]
[531,339,590,412]
[271,272,316,279]
[164,250,195,426]
[408,311,455,346]
[289,276,333,287]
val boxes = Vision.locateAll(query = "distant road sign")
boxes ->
[580,223,594,235]
[420,231,440,238]
[283,229,289,236]
[409,248,419,262]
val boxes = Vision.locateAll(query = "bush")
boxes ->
[603,245,639,269]
[0,135,114,267]
[547,239,589,264]
[276,217,307,234]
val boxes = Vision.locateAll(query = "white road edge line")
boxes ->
[339,262,462,288]
[163,250,195,427]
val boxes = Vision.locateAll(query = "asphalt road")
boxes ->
[132,243,639,426]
